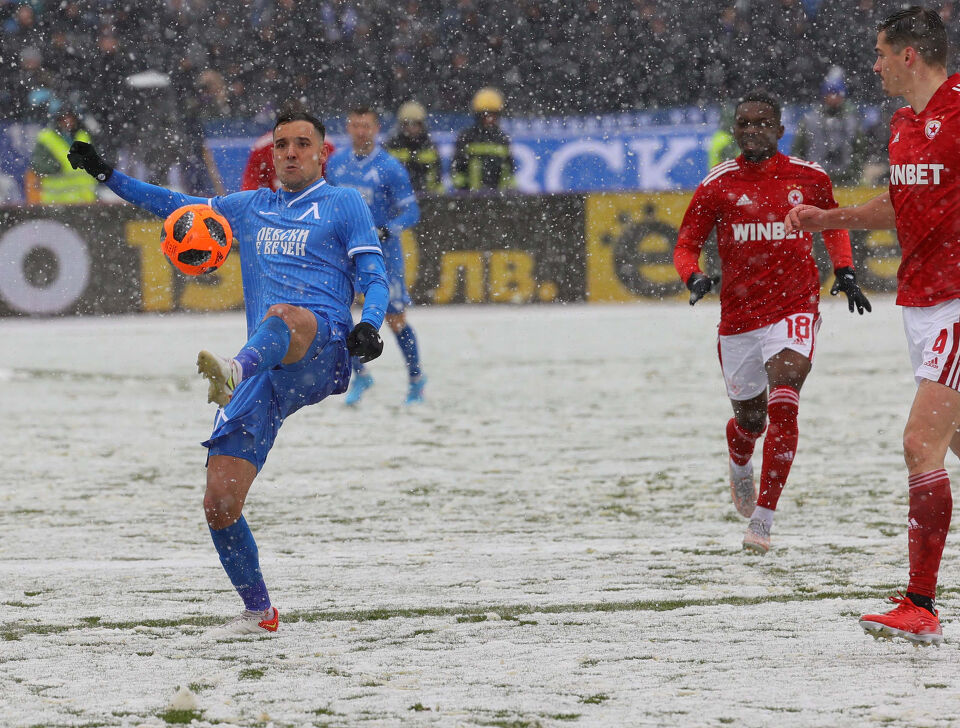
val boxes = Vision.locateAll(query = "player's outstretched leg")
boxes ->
[859,593,943,646]
[197,351,241,406]
[861,469,952,644]
[744,384,801,554]
[202,454,281,638]
[197,315,292,407]
[395,325,426,404]
[344,358,374,406]
[727,417,763,518]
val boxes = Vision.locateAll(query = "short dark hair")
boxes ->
[736,89,781,123]
[349,104,379,121]
[878,6,948,67]
[273,104,325,139]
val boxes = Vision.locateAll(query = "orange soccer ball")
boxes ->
[161,204,233,276]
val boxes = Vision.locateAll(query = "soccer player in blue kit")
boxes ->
[326,105,427,405]
[66,109,389,636]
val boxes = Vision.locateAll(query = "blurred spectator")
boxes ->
[25,103,97,204]
[171,48,226,196]
[385,100,444,195]
[122,70,180,186]
[791,66,865,185]
[86,32,129,160]
[451,87,515,192]
[197,70,232,121]
[9,45,54,122]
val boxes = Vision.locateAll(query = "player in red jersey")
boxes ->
[241,131,334,190]
[786,7,954,645]
[675,89,871,554]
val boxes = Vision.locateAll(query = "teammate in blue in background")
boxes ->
[326,105,426,405]
[66,108,389,637]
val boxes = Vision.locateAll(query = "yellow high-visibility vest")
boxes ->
[35,129,98,204]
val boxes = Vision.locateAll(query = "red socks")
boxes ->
[726,417,763,466]
[907,469,953,599]
[757,386,800,511]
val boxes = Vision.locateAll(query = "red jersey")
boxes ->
[674,152,853,335]
[888,73,960,307]
[240,132,335,191]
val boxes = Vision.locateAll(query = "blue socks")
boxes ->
[234,316,291,381]
[209,516,271,612]
[395,325,422,379]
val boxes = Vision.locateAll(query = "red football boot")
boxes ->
[859,593,942,646]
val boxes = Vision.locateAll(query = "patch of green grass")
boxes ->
[925,683,949,689]
[580,694,608,705]
[188,682,213,693]
[409,628,434,637]
[14,585,949,640]
[548,715,581,722]
[159,709,203,724]
[313,706,338,716]
[239,667,266,680]
[409,703,431,711]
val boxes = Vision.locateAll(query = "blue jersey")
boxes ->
[107,173,388,336]
[326,145,420,242]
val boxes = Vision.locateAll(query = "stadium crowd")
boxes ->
[3,0,960,125]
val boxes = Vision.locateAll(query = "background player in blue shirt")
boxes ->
[67,109,389,636]
[326,105,426,405]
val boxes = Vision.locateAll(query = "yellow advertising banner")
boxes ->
[585,188,900,302]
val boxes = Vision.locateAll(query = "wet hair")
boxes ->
[273,103,325,139]
[349,105,379,121]
[736,89,781,123]
[878,6,947,67]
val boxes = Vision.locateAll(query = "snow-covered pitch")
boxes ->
[2,299,957,727]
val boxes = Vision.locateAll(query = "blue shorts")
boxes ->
[383,236,411,314]
[203,311,350,471]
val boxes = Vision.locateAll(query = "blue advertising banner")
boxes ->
[1,107,808,200]
[210,108,802,194]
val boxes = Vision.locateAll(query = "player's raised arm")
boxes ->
[784,193,896,234]
[814,177,872,315]
[68,140,209,219]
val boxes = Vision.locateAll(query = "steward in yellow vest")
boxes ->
[385,101,444,195]
[29,108,98,204]
[451,88,516,192]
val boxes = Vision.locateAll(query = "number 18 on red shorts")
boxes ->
[718,313,821,400]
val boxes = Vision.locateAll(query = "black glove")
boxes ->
[347,322,383,363]
[831,266,872,314]
[377,227,391,242]
[67,141,113,182]
[686,273,718,306]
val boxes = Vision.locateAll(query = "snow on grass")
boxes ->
[1,299,958,727]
